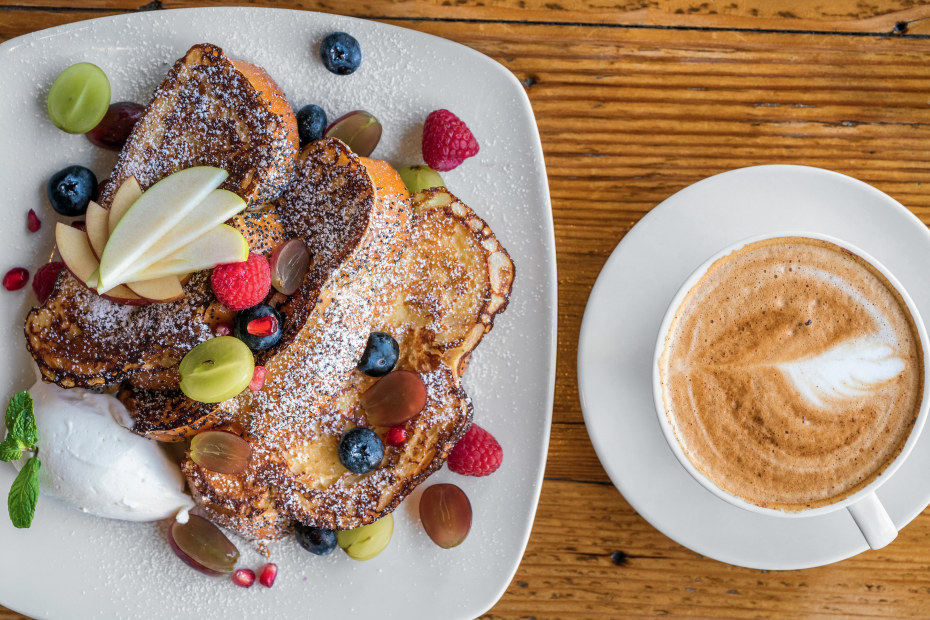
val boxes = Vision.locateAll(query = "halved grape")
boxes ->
[360,370,427,427]
[86,101,145,150]
[168,515,239,575]
[325,110,382,156]
[179,336,255,403]
[337,513,394,560]
[419,484,471,549]
[47,63,111,134]
[270,239,310,295]
[398,165,444,194]
[190,430,252,474]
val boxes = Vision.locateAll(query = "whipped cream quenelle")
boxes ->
[659,236,924,511]
[18,378,193,521]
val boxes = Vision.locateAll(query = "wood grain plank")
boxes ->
[489,481,930,618]
[6,5,930,620]
[3,0,930,34]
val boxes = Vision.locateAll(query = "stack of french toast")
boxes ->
[24,43,514,540]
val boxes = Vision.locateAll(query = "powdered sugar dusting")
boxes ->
[2,10,551,620]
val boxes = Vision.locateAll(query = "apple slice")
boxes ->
[126,276,185,303]
[56,223,98,284]
[131,224,248,282]
[108,176,143,235]
[98,166,228,293]
[55,223,144,304]
[86,201,109,259]
[116,189,246,280]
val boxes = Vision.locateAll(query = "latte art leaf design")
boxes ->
[777,339,906,408]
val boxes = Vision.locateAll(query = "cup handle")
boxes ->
[847,492,897,550]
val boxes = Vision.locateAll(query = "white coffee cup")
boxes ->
[652,231,930,550]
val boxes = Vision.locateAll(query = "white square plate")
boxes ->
[0,8,555,619]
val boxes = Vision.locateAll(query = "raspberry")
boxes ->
[31,262,65,302]
[211,253,271,311]
[447,424,502,477]
[421,109,479,172]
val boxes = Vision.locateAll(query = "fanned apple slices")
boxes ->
[57,167,249,304]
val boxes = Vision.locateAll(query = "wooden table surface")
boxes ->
[5,1,930,618]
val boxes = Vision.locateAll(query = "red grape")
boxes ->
[190,430,252,474]
[86,101,144,150]
[419,484,472,549]
[325,110,382,157]
[168,515,239,575]
[360,370,427,427]
[270,239,310,295]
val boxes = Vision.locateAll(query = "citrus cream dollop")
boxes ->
[20,379,193,522]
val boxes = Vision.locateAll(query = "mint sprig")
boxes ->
[1,391,41,528]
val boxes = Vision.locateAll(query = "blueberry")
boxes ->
[357,332,399,377]
[47,165,97,217]
[296,104,328,147]
[320,32,362,76]
[233,304,283,352]
[295,524,338,556]
[338,427,383,474]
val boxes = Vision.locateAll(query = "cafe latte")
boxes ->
[658,236,924,510]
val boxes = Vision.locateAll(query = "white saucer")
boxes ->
[577,165,930,570]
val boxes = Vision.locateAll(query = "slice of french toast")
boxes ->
[25,44,295,389]
[183,184,514,537]
[98,43,298,209]
[118,138,405,439]
[25,208,283,389]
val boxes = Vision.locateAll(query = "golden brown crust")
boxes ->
[25,271,217,389]
[25,44,296,391]
[27,208,283,391]
[99,43,297,209]
[183,175,515,536]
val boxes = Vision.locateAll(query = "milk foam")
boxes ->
[778,338,905,408]
[659,237,924,511]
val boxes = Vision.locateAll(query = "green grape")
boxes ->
[179,336,255,403]
[398,165,444,194]
[47,63,111,134]
[337,513,394,560]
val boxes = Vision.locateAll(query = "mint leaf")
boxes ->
[0,442,22,462]
[4,391,35,449]
[8,456,40,528]
[5,391,31,435]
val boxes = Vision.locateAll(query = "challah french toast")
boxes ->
[25,44,296,389]
[98,43,298,209]
[118,138,406,441]
[181,176,514,537]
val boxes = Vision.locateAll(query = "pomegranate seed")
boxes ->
[3,268,29,291]
[247,316,278,337]
[249,366,267,391]
[385,426,408,446]
[26,209,41,233]
[214,322,232,337]
[259,563,277,588]
[232,568,255,588]
[70,220,86,231]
